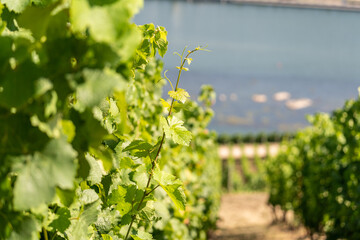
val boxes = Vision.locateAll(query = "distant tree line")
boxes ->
[217,132,295,144]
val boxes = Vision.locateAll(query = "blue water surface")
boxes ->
[135,0,360,133]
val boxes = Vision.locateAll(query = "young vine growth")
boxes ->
[0,1,221,239]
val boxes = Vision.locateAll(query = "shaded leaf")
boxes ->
[124,140,152,152]
[75,68,127,109]
[66,200,101,240]
[56,188,76,208]
[9,216,39,240]
[13,138,77,210]
[0,61,47,109]
[49,207,71,232]
[61,119,76,143]
[123,140,153,159]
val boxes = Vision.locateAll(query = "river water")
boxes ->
[135,0,360,133]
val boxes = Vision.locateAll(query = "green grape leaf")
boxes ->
[30,114,61,138]
[2,0,30,13]
[9,216,39,240]
[0,37,12,71]
[160,116,192,146]
[101,234,113,240]
[31,0,56,6]
[172,101,190,113]
[108,186,132,216]
[56,188,76,208]
[123,140,153,159]
[160,98,171,110]
[131,230,154,240]
[139,204,156,222]
[156,38,168,58]
[124,140,153,152]
[113,91,130,135]
[0,61,47,109]
[13,138,77,210]
[160,116,171,138]
[133,165,148,189]
[120,157,136,169]
[149,139,161,161]
[153,167,186,211]
[75,68,127,109]
[155,26,168,57]
[49,207,71,232]
[90,146,114,172]
[85,154,103,185]
[70,0,142,59]
[45,91,58,118]
[109,98,119,116]
[66,200,101,240]
[17,3,54,39]
[168,88,190,103]
[108,185,126,205]
[0,20,5,35]
[79,189,99,205]
[61,119,76,143]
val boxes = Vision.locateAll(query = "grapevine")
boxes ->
[0,1,221,240]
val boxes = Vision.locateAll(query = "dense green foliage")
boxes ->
[0,0,221,239]
[267,95,360,239]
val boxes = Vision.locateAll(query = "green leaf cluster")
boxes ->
[267,96,360,239]
[0,1,221,240]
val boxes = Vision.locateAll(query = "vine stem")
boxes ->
[124,48,199,240]
[43,228,48,240]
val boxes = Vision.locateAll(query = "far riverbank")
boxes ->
[204,0,360,11]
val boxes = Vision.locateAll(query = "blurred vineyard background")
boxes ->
[1,0,360,239]
[135,1,360,239]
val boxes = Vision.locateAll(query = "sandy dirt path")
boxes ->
[209,193,309,240]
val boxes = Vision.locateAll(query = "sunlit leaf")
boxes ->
[160,116,192,146]
[153,167,186,211]
[108,186,131,216]
[131,230,154,240]
[160,98,171,110]
[2,0,30,13]
[168,88,190,104]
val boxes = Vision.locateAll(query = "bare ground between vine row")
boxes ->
[209,193,313,240]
